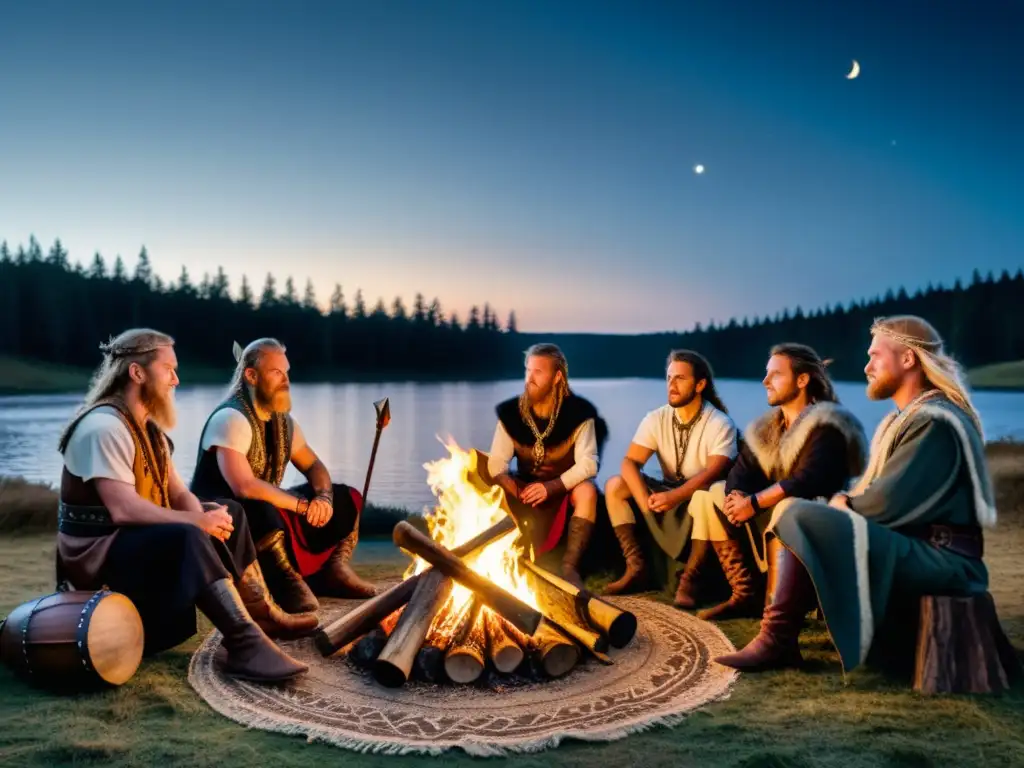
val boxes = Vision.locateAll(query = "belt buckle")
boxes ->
[931,526,952,548]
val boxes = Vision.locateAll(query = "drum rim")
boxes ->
[19,594,48,678]
[75,589,113,678]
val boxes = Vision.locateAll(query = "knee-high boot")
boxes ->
[561,517,594,589]
[236,560,320,639]
[256,530,320,613]
[674,538,711,608]
[603,524,646,595]
[696,540,761,620]
[196,578,308,682]
[315,530,378,599]
[713,543,817,670]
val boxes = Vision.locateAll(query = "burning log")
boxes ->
[393,521,543,636]
[344,606,404,668]
[530,619,580,678]
[522,565,609,657]
[520,558,637,649]
[373,569,453,688]
[348,627,387,669]
[412,643,447,684]
[485,610,525,674]
[315,515,517,657]
[444,599,487,684]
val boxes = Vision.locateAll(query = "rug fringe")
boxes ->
[186,599,740,758]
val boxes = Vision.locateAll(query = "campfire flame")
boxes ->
[404,438,540,642]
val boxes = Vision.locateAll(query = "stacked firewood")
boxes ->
[315,518,637,687]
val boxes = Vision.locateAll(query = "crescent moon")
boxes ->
[846,59,860,79]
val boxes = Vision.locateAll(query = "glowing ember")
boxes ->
[402,438,540,642]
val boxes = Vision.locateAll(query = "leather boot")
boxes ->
[196,578,308,682]
[315,530,378,599]
[236,560,319,639]
[697,540,761,620]
[256,530,319,613]
[603,524,646,596]
[713,543,816,671]
[674,538,712,609]
[560,517,594,589]
[764,535,783,607]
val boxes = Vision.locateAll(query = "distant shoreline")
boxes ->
[3,354,1023,396]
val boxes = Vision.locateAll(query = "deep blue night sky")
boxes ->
[2,1,1021,331]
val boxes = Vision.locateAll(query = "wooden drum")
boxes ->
[0,589,144,690]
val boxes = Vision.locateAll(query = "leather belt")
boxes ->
[902,523,983,560]
[57,502,118,537]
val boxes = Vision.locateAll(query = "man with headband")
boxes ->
[486,343,607,588]
[715,316,996,673]
[56,329,313,682]
[190,338,377,616]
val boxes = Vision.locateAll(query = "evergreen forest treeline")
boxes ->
[2,236,1022,384]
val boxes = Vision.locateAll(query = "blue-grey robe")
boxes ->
[769,391,996,673]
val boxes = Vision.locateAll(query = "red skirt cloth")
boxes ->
[534,494,572,556]
[279,486,363,577]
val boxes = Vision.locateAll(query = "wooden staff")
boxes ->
[360,397,392,507]
[520,558,637,649]
[485,610,525,674]
[315,515,517,656]
[444,599,487,684]
[373,570,452,688]
[393,521,543,636]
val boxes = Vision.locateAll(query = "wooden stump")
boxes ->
[913,592,1023,695]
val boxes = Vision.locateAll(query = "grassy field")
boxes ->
[0,355,237,395]
[0,355,92,395]
[1,453,1023,767]
[968,360,1024,391]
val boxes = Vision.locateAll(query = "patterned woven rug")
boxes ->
[188,588,738,756]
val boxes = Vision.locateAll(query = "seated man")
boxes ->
[602,350,738,595]
[190,338,377,616]
[716,316,994,672]
[486,343,606,588]
[56,328,313,683]
[679,343,867,619]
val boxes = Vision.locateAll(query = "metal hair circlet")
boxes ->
[871,324,943,352]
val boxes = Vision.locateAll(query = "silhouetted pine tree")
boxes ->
[4,235,1022,383]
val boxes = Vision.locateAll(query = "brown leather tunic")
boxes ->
[57,396,172,588]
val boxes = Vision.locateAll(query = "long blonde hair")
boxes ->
[58,328,175,451]
[870,315,983,436]
[227,337,287,396]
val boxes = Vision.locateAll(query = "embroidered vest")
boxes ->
[58,396,172,535]
[495,393,607,483]
[190,387,294,499]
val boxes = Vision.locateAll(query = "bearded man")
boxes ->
[486,343,607,588]
[678,344,867,620]
[602,350,738,595]
[56,329,313,683]
[190,338,376,617]
[716,316,996,673]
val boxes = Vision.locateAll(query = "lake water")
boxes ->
[3,378,1024,513]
